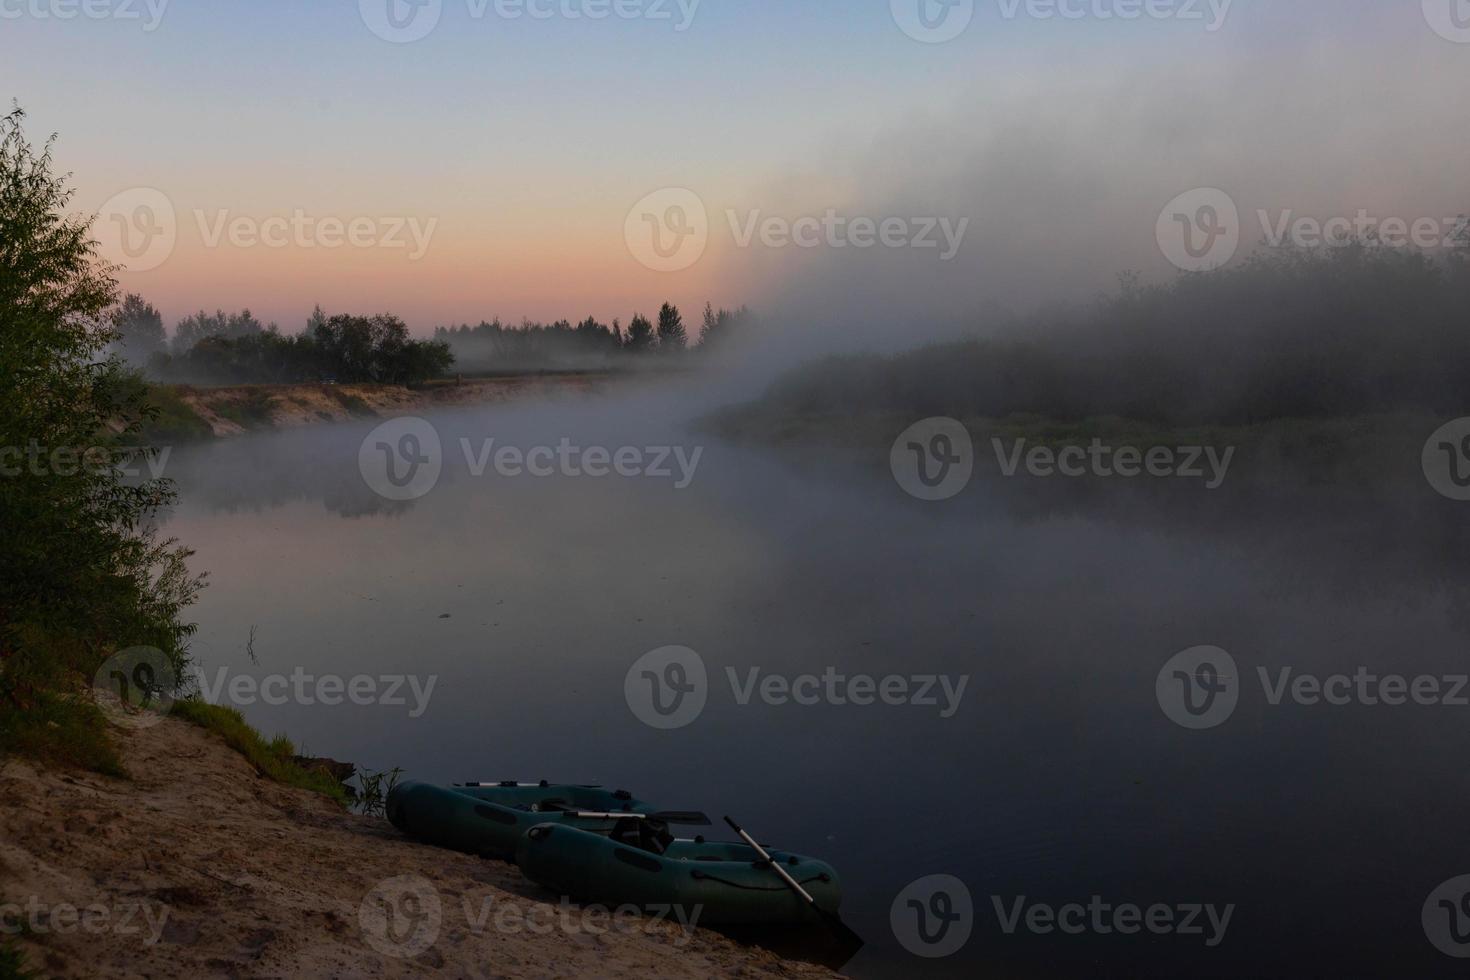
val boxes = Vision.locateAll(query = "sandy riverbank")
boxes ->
[0,718,843,979]
[159,374,613,440]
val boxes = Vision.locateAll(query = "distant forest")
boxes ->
[114,299,752,385]
[432,303,752,373]
[744,242,1470,426]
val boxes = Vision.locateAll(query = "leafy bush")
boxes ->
[0,106,201,769]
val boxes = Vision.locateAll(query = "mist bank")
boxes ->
[711,244,1470,439]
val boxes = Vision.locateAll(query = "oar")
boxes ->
[567,809,711,826]
[724,816,863,949]
[458,781,602,788]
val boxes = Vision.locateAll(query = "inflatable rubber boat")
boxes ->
[385,780,660,859]
[515,821,843,926]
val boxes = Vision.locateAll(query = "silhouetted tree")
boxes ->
[656,302,686,353]
[111,293,166,362]
[625,313,655,353]
[171,308,265,354]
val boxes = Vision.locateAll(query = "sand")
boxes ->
[0,717,843,979]
[175,375,611,438]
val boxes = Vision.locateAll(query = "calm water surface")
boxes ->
[160,390,1470,978]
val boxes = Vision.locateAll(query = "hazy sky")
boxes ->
[4,0,1466,336]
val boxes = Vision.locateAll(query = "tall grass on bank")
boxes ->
[170,700,350,805]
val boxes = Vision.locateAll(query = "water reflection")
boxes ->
[162,395,1470,978]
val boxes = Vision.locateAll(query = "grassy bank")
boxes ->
[170,700,351,805]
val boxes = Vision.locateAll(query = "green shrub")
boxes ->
[0,106,202,771]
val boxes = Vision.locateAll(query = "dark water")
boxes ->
[160,389,1470,978]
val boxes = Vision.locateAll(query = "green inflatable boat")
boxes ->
[386,780,659,860]
[515,822,843,927]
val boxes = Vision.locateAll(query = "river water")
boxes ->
[159,385,1470,978]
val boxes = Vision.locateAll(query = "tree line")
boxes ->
[432,302,751,373]
[114,297,752,383]
[111,299,454,386]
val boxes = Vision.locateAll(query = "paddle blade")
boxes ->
[818,908,864,953]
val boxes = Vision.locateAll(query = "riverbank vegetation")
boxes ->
[170,699,350,804]
[113,291,755,383]
[0,107,201,772]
